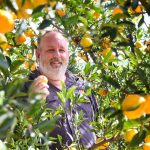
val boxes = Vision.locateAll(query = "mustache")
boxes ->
[49,58,62,63]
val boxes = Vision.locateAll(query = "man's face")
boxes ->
[36,32,70,80]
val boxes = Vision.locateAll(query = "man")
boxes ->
[24,30,98,149]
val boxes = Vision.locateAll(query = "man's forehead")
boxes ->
[43,31,67,41]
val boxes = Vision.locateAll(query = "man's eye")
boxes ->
[59,49,65,52]
[48,49,54,52]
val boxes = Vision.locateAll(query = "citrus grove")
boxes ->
[0,0,150,149]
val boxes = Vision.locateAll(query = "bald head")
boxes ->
[38,31,69,50]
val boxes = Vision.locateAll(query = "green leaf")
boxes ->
[117,42,130,47]
[0,112,16,138]
[84,88,91,96]
[84,62,91,74]
[130,131,146,147]
[138,16,144,28]
[57,92,66,104]
[10,59,24,73]
[102,75,120,89]
[103,50,112,63]
[32,4,46,15]
[66,86,76,100]
[123,120,140,130]
[60,81,66,96]
[78,16,87,25]
[57,135,62,146]
[0,52,9,78]
[38,19,52,30]
[65,15,79,27]
[34,119,57,133]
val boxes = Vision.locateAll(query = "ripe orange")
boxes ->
[144,135,150,143]
[57,9,66,16]
[16,0,33,9]
[0,33,7,50]
[33,0,47,8]
[122,94,145,111]
[26,53,32,59]
[17,9,31,19]
[135,41,142,48]
[134,5,143,14]
[98,89,108,96]
[0,9,15,33]
[80,37,93,48]
[24,61,36,71]
[122,94,146,119]
[15,33,27,44]
[145,41,150,45]
[144,95,150,114]
[112,7,123,16]
[93,12,101,20]
[100,48,115,59]
[95,138,109,149]
[124,129,138,142]
[81,55,89,62]
[143,143,150,150]
[30,63,36,71]
[49,1,56,8]
[38,75,48,84]
[25,28,35,38]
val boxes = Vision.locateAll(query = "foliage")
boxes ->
[0,0,150,149]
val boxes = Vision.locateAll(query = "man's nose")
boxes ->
[53,50,60,57]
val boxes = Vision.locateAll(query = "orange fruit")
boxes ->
[15,33,27,44]
[81,55,89,62]
[24,61,36,71]
[145,135,150,143]
[112,7,123,16]
[25,28,35,38]
[122,94,145,111]
[0,33,7,50]
[124,129,138,142]
[100,48,115,59]
[122,94,146,119]
[135,41,142,48]
[145,41,150,45]
[144,95,150,114]
[38,75,48,84]
[134,5,143,14]
[0,9,15,33]
[95,138,109,149]
[26,53,32,59]
[16,0,33,9]
[17,9,31,19]
[24,61,30,69]
[98,89,108,96]
[143,143,150,150]
[57,9,66,16]
[93,12,101,20]
[80,37,93,48]
[11,12,17,20]
[33,0,47,8]
[30,63,36,71]
[49,1,56,8]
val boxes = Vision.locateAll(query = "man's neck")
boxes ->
[48,75,66,90]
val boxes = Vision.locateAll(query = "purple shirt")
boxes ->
[24,69,98,149]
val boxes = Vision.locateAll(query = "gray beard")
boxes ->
[39,62,68,81]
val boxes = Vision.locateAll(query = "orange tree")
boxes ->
[0,0,150,149]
